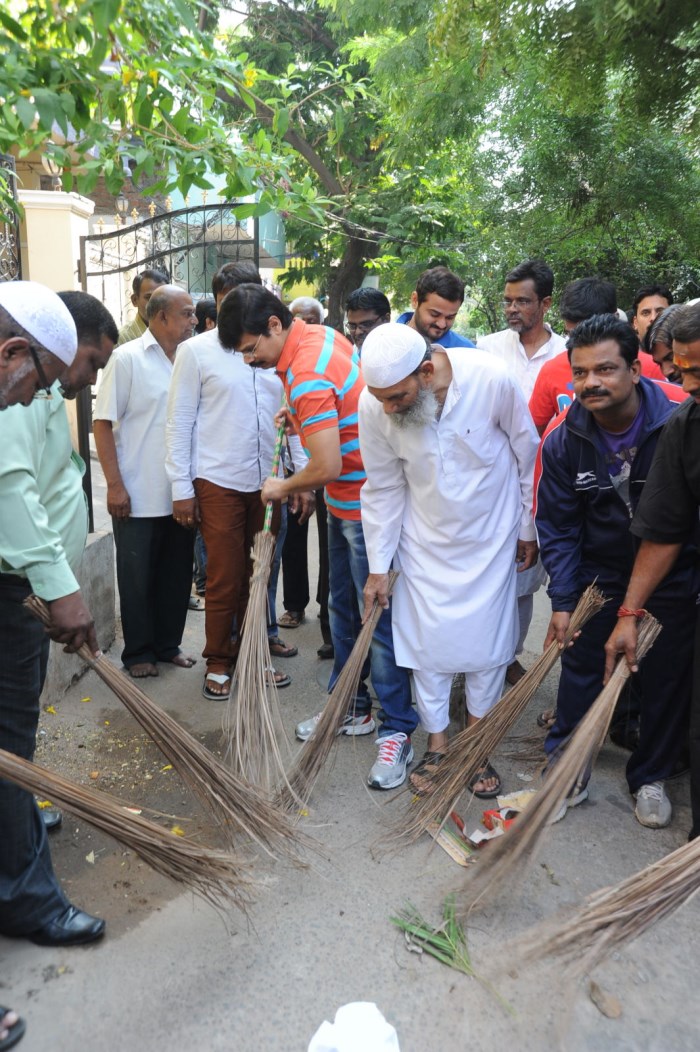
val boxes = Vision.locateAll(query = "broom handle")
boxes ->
[263,422,288,534]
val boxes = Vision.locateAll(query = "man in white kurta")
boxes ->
[359,324,539,795]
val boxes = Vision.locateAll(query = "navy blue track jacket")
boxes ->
[534,377,697,611]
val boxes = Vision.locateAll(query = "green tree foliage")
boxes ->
[324,0,700,325]
[2,0,698,325]
[0,0,327,222]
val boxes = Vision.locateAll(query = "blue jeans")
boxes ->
[193,528,207,594]
[267,504,288,636]
[327,513,416,737]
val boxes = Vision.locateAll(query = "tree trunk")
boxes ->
[325,234,379,331]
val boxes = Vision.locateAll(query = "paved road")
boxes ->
[2,478,698,1050]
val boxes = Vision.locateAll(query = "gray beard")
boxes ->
[389,385,439,429]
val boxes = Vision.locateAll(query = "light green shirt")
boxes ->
[0,386,88,599]
[117,313,147,346]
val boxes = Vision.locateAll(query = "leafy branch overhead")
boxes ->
[0,0,330,221]
[1,0,698,326]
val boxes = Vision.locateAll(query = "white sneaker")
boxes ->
[552,786,589,824]
[367,733,414,790]
[295,710,375,742]
[634,781,672,828]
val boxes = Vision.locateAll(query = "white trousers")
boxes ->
[412,664,508,733]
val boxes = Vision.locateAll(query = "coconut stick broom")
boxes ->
[458,612,661,915]
[0,748,256,912]
[224,424,293,794]
[277,570,400,812]
[508,834,700,976]
[389,583,606,847]
[24,596,305,862]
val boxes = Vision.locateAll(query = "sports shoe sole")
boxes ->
[295,716,376,742]
[552,787,589,824]
[634,792,672,829]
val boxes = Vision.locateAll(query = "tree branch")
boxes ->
[216,82,346,197]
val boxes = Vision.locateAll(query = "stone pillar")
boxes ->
[17,188,94,290]
[17,189,95,448]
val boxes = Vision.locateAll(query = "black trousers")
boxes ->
[113,515,194,668]
[690,611,700,837]
[546,593,695,793]
[281,509,310,612]
[281,489,331,644]
[0,575,69,934]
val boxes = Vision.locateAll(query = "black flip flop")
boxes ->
[409,750,446,795]
[470,761,502,799]
[268,635,298,659]
[0,1008,26,1052]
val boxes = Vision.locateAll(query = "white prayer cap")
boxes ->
[0,281,78,366]
[361,322,427,388]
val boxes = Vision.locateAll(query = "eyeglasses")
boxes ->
[346,318,383,335]
[28,343,53,399]
[502,297,538,309]
[239,332,263,359]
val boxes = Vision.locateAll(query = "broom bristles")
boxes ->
[24,595,307,863]
[459,613,662,915]
[509,835,700,975]
[0,748,256,913]
[277,571,400,811]
[223,529,296,797]
[389,584,607,847]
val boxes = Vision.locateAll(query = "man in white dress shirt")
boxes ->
[359,324,540,796]
[165,263,311,701]
[94,284,197,679]
[477,259,566,684]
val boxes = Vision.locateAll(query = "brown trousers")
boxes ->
[194,479,279,674]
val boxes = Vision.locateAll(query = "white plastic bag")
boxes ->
[307,1002,400,1052]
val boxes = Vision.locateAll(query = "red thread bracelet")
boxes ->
[617,606,647,619]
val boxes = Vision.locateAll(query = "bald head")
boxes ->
[146,285,196,355]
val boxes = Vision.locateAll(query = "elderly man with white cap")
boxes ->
[0,280,106,951]
[359,323,540,796]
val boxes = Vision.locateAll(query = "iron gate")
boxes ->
[79,202,261,315]
[78,202,265,528]
[0,154,22,281]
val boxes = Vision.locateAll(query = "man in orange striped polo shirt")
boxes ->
[217,285,417,789]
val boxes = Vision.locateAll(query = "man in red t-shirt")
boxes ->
[529,279,665,434]
[217,285,417,791]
